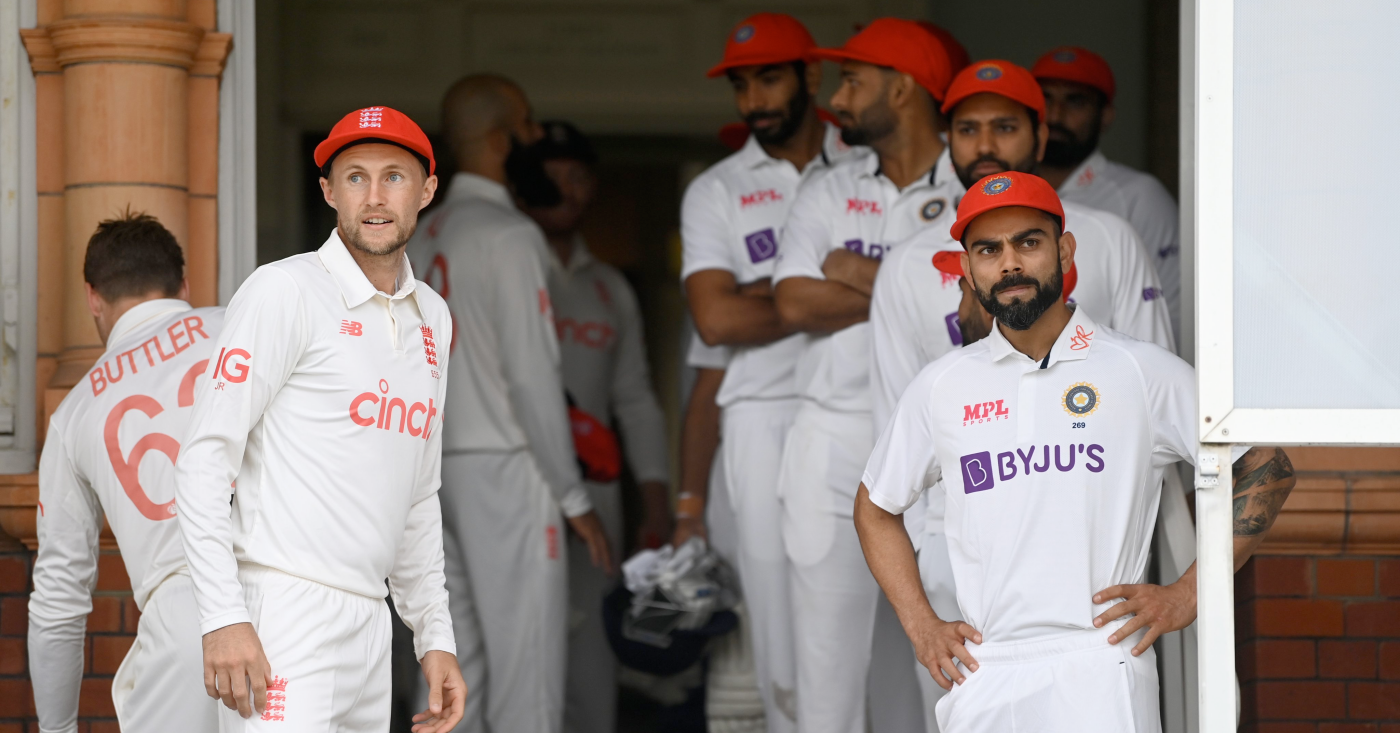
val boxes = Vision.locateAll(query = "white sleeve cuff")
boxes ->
[199,609,253,636]
[559,485,594,518]
[863,471,913,516]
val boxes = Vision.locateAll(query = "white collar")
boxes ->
[1060,149,1108,192]
[985,305,1099,369]
[316,229,417,309]
[445,172,516,209]
[859,145,948,190]
[106,298,193,347]
[548,234,595,276]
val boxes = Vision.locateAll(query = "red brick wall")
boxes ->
[1237,555,1400,732]
[0,547,136,733]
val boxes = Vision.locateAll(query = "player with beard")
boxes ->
[855,171,1295,733]
[866,60,1172,730]
[675,14,850,730]
[1032,47,1182,341]
[177,106,465,732]
[770,18,958,732]
[408,76,613,733]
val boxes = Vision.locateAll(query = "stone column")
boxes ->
[21,0,230,420]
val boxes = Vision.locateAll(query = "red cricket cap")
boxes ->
[707,13,818,78]
[915,22,970,75]
[314,106,436,175]
[950,171,1065,242]
[1031,46,1116,101]
[941,60,1045,118]
[932,249,1077,300]
[812,18,953,101]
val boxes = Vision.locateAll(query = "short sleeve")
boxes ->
[772,179,834,284]
[685,332,731,370]
[680,175,738,280]
[862,365,946,515]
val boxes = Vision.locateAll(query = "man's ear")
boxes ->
[177,278,190,302]
[319,176,337,209]
[1035,119,1050,162]
[1058,231,1078,273]
[85,282,105,320]
[1101,103,1116,132]
[419,174,439,212]
[804,61,823,96]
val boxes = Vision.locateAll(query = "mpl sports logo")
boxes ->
[349,379,437,439]
[845,198,883,216]
[960,443,1106,494]
[739,189,783,209]
[962,399,1009,426]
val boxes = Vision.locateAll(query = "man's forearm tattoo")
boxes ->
[1232,448,1296,537]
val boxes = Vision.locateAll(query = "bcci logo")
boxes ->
[1063,382,1100,416]
[1054,49,1078,64]
[982,176,1012,196]
[734,24,755,43]
[920,197,947,222]
[975,64,1003,81]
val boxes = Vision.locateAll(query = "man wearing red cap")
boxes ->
[409,76,613,733]
[176,106,466,732]
[769,17,956,732]
[868,59,1175,728]
[854,171,1296,733]
[1032,47,1182,342]
[674,13,851,730]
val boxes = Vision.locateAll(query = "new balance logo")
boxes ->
[340,320,363,336]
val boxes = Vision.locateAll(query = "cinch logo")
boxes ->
[89,316,211,396]
[845,198,883,215]
[843,239,888,261]
[962,399,1009,426]
[557,318,616,349]
[739,189,783,208]
[349,379,436,440]
[959,443,1107,493]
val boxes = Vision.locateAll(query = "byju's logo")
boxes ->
[960,451,995,493]
[745,228,778,263]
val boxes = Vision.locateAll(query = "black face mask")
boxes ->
[505,136,562,208]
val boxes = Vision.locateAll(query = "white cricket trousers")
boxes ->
[217,564,392,732]
[721,397,799,733]
[112,572,218,732]
[777,404,921,733]
[437,450,568,733]
[564,479,623,733]
[935,623,1160,733]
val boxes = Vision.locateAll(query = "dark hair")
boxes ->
[83,210,185,301]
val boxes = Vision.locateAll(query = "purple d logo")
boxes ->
[960,451,996,493]
[744,228,777,263]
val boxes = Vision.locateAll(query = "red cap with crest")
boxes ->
[950,171,1065,242]
[314,106,436,175]
[707,13,818,78]
[811,18,953,102]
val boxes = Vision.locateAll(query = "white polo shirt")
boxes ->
[680,122,850,408]
[870,200,1175,432]
[176,231,455,660]
[410,172,591,517]
[31,299,221,729]
[548,238,668,484]
[773,146,962,414]
[863,307,1198,643]
[1057,150,1181,337]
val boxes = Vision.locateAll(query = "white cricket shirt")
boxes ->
[409,173,591,517]
[870,199,1175,432]
[548,238,668,484]
[686,331,732,371]
[773,146,962,414]
[176,232,455,660]
[680,122,850,407]
[1057,150,1181,339]
[863,307,1198,642]
[31,299,221,731]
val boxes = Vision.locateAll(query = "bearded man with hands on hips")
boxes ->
[854,171,1295,733]
[176,106,465,733]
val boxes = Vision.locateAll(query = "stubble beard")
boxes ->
[341,213,416,258]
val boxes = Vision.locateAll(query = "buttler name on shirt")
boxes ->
[89,315,211,396]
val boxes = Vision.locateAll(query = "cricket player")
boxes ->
[677,13,854,730]
[770,18,956,731]
[868,60,1175,728]
[409,76,612,733]
[855,171,1296,733]
[29,213,219,733]
[176,106,465,732]
[1032,47,1182,340]
[522,120,672,733]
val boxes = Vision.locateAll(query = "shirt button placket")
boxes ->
[1017,363,1039,444]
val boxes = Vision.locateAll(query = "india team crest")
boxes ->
[1062,382,1100,416]
[1054,49,1078,64]
[983,176,1013,196]
[975,64,1003,81]
[920,197,947,221]
[734,24,755,43]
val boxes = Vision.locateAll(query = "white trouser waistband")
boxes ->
[965,620,1145,664]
